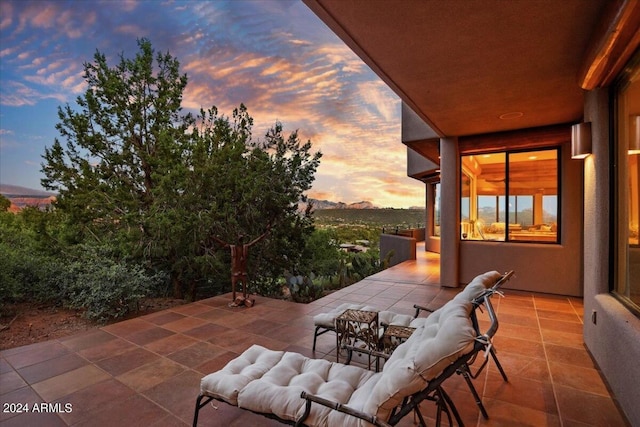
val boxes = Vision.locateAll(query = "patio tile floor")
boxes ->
[0,246,631,426]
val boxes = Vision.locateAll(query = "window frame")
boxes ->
[432,181,441,237]
[610,48,640,317]
[460,147,561,244]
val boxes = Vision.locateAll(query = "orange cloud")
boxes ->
[307,190,335,201]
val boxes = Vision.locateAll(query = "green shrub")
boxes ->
[250,276,284,298]
[351,251,382,279]
[61,257,166,323]
[0,246,24,316]
[56,244,167,322]
[0,220,66,314]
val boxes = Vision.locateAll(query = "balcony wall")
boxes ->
[379,234,416,267]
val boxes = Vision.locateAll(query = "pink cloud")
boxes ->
[115,24,146,37]
[12,3,96,39]
[56,9,96,39]
[0,46,19,58]
[119,0,139,12]
[0,2,12,30]
[1,81,38,106]
[17,50,33,61]
[30,6,58,29]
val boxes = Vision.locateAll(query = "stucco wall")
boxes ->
[460,241,581,295]
[401,102,439,141]
[583,89,640,425]
[440,137,460,286]
[407,146,438,177]
[379,234,416,267]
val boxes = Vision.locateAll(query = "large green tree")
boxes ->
[41,39,321,300]
[149,106,321,299]
[42,38,191,241]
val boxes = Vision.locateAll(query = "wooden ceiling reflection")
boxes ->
[478,159,558,195]
[459,124,571,155]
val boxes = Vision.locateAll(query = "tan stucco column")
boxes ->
[440,136,460,287]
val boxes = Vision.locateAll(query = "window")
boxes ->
[461,149,559,243]
[433,182,441,237]
[613,49,640,313]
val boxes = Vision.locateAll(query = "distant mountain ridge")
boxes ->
[306,199,378,210]
[0,184,55,197]
[305,199,424,210]
[0,185,421,212]
[0,184,56,212]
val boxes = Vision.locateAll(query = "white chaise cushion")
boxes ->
[200,299,477,426]
[327,299,476,425]
[378,311,414,327]
[454,270,502,303]
[377,270,501,330]
[200,345,285,405]
[237,351,375,424]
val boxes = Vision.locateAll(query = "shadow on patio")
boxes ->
[0,245,630,426]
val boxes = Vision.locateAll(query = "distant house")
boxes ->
[304,1,640,424]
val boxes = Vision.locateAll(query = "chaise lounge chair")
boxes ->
[340,270,513,420]
[311,271,511,352]
[192,273,506,427]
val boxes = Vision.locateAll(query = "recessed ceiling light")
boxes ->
[499,111,524,120]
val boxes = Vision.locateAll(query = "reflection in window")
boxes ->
[629,154,639,247]
[461,174,470,222]
[461,149,559,243]
[543,195,558,224]
[613,50,639,311]
[509,195,533,226]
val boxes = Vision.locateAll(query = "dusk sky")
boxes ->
[0,0,425,208]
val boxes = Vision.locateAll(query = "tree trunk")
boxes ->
[172,274,183,300]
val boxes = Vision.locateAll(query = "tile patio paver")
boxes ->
[0,245,630,426]
[31,364,110,402]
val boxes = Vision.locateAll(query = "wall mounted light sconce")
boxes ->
[571,122,592,159]
[630,115,640,154]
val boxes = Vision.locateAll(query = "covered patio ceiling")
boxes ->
[303,0,638,138]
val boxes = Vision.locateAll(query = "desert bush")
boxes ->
[59,244,167,322]
[350,251,382,280]
[0,241,29,314]
[250,276,284,298]
[284,271,323,303]
[0,214,67,313]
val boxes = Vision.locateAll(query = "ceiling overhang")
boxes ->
[303,0,639,138]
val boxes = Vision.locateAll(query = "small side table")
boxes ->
[335,309,378,364]
[381,325,416,354]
